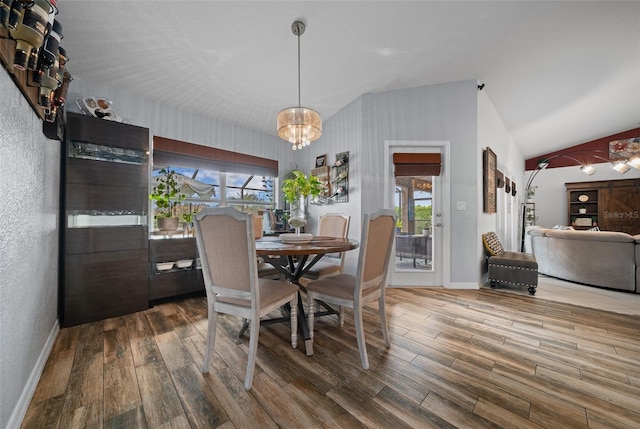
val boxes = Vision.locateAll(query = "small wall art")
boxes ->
[315,154,327,168]
[483,147,496,213]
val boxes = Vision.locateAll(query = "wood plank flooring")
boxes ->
[21,287,640,428]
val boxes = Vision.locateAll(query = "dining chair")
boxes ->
[194,207,299,390]
[306,209,396,369]
[302,213,350,280]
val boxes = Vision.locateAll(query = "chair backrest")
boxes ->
[355,209,396,294]
[318,213,350,238]
[318,213,350,261]
[482,232,504,256]
[194,207,258,302]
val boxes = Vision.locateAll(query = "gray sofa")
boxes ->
[526,227,640,293]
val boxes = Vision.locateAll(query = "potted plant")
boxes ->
[281,170,323,233]
[149,168,186,231]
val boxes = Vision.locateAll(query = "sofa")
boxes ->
[526,227,640,293]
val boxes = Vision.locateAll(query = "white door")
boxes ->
[384,142,450,287]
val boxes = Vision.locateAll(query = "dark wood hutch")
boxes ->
[566,179,640,235]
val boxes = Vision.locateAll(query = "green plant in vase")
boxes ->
[282,170,322,234]
[149,168,186,231]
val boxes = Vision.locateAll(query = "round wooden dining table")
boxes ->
[254,235,359,355]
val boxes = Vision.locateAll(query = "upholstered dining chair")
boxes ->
[306,209,396,369]
[193,207,299,390]
[302,213,351,280]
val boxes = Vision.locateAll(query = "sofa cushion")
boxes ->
[482,232,504,256]
[546,232,635,291]
[546,229,634,243]
[490,251,538,269]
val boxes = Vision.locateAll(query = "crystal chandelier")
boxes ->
[277,21,322,150]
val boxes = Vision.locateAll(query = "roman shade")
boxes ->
[393,153,441,177]
[153,136,278,177]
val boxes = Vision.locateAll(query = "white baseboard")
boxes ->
[445,282,480,290]
[7,319,59,429]
[388,282,482,289]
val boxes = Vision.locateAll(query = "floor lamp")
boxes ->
[519,151,632,252]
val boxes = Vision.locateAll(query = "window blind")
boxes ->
[393,153,441,177]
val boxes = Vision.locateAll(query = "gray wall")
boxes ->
[361,80,479,286]
[68,79,294,172]
[302,80,504,286]
[0,70,60,428]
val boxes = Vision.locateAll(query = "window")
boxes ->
[151,167,275,222]
[150,136,279,226]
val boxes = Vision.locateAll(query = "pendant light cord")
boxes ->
[297,29,301,108]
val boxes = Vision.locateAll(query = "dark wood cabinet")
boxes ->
[61,113,150,326]
[566,179,640,234]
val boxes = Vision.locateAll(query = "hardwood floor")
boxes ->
[22,287,640,428]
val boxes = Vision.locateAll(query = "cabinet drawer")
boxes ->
[67,113,149,151]
[149,238,199,262]
[66,226,148,255]
[66,183,148,212]
[64,249,149,326]
[66,157,148,187]
[149,269,204,300]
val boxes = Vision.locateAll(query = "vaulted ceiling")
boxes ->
[57,1,640,159]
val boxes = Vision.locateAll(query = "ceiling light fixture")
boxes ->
[627,156,640,169]
[580,164,596,175]
[277,21,322,150]
[611,161,631,174]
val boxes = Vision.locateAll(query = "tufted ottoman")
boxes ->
[482,232,538,295]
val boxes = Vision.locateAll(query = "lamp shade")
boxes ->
[612,161,630,173]
[277,106,322,150]
[580,164,596,175]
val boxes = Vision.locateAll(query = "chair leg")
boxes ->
[202,306,217,373]
[244,317,260,390]
[290,298,298,348]
[353,305,369,369]
[378,296,391,348]
[338,305,345,327]
[307,294,315,340]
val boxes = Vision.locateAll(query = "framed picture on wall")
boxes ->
[483,147,497,213]
[315,154,327,168]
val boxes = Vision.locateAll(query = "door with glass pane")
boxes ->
[385,144,445,287]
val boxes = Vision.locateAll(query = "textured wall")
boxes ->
[0,70,60,428]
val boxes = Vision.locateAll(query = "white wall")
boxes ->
[477,90,525,252]
[528,164,640,228]
[0,71,60,428]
